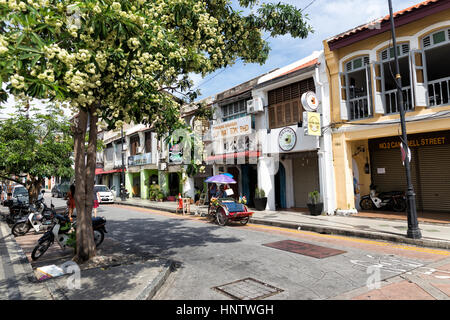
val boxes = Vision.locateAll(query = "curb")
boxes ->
[116,202,450,251]
[136,259,176,300]
[249,218,450,250]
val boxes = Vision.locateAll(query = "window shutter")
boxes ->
[365,64,373,116]
[372,61,386,114]
[268,106,276,129]
[410,49,428,107]
[338,72,349,120]
[276,103,284,127]
[292,100,300,123]
[284,102,292,124]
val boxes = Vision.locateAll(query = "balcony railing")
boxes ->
[349,96,370,120]
[428,76,450,107]
[384,86,413,114]
[128,152,153,166]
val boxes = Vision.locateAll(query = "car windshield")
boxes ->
[95,186,110,192]
[59,184,70,192]
[14,187,28,196]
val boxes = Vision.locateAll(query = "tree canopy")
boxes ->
[0,0,313,262]
[0,102,74,202]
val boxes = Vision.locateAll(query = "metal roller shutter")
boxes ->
[370,148,422,209]
[417,144,450,212]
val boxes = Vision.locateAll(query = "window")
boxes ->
[105,143,114,161]
[130,135,140,156]
[221,99,248,122]
[374,43,413,114]
[340,56,372,120]
[422,28,450,107]
[145,131,152,153]
[267,77,315,129]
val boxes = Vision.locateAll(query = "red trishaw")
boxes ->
[205,174,253,226]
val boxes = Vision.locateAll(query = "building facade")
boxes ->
[325,0,450,214]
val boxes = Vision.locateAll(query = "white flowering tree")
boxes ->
[0,0,312,262]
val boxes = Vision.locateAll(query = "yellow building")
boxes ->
[324,0,450,214]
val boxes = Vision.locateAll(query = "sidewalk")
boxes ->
[0,205,174,300]
[114,198,450,250]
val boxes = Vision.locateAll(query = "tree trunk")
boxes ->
[72,107,97,263]
[26,177,42,205]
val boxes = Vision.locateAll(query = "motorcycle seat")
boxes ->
[379,191,404,196]
[92,217,106,227]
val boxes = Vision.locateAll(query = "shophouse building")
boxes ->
[324,0,450,214]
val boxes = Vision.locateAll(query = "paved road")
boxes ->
[93,204,450,300]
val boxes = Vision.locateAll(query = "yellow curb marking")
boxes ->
[113,205,450,256]
[247,223,450,256]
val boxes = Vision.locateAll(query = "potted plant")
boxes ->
[157,192,164,202]
[253,188,267,211]
[307,191,323,216]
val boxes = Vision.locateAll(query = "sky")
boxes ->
[0,0,423,117]
[192,0,423,100]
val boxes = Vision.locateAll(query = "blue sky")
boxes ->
[192,0,423,100]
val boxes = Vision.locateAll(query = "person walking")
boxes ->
[66,184,75,221]
[93,190,99,217]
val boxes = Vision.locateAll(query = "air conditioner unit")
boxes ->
[246,97,264,114]
[122,144,128,151]
[137,146,144,154]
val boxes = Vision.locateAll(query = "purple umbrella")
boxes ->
[205,174,236,184]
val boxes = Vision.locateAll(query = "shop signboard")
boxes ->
[304,112,322,136]
[370,130,450,151]
[278,127,297,151]
[128,152,153,166]
[169,142,183,163]
[211,116,252,140]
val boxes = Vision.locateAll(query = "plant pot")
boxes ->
[254,197,267,211]
[307,203,323,216]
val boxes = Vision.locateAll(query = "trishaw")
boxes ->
[205,174,253,226]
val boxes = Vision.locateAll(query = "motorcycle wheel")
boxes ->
[392,199,407,212]
[360,198,374,210]
[31,240,52,261]
[12,221,31,236]
[93,229,105,247]
[216,209,228,226]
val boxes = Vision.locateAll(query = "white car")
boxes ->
[94,185,115,204]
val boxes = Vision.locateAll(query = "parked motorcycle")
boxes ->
[4,197,30,226]
[359,185,407,212]
[31,213,107,261]
[11,197,56,236]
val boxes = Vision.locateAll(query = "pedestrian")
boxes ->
[93,190,99,217]
[67,184,75,221]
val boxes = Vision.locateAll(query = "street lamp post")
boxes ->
[388,0,421,239]
[120,127,126,201]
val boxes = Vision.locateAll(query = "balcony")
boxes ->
[384,86,413,114]
[348,96,370,120]
[428,76,450,107]
[128,152,153,166]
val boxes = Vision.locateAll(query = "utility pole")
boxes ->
[388,0,421,239]
[120,127,126,201]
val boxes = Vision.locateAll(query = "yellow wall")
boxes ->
[325,9,450,210]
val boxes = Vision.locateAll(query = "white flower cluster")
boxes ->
[10,73,25,89]
[0,35,8,54]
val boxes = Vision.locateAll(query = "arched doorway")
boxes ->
[275,162,286,210]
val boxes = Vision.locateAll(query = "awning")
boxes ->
[95,168,126,175]
[206,151,260,162]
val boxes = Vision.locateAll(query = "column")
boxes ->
[257,156,276,211]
